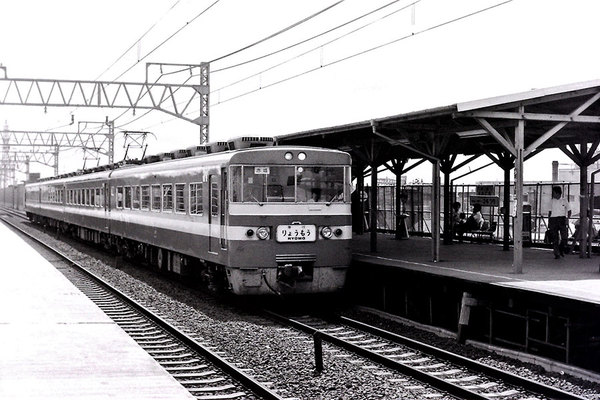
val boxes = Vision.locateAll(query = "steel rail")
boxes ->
[1,215,284,400]
[265,310,586,400]
[339,315,585,400]
[264,310,486,400]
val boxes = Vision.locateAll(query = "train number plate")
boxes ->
[276,224,316,242]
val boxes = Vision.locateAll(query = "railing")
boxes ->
[364,182,600,244]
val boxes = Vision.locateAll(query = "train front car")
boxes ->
[226,147,352,295]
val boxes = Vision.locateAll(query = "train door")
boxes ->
[220,168,228,250]
[208,174,220,254]
[103,183,110,232]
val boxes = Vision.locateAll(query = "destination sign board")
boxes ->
[470,195,500,207]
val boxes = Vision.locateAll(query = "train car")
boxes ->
[25,140,352,295]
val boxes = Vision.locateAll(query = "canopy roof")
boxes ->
[276,79,600,166]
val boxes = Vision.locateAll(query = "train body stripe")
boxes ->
[27,204,352,241]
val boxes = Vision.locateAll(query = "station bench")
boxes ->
[462,221,497,242]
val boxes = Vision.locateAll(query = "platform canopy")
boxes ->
[276,79,600,273]
[276,79,600,162]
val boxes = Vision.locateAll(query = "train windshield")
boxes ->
[230,165,349,203]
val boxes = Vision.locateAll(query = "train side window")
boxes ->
[141,185,150,210]
[210,177,219,218]
[151,184,161,211]
[116,187,124,209]
[230,166,241,202]
[175,184,185,213]
[162,184,173,212]
[78,189,82,205]
[132,186,140,210]
[190,182,203,215]
[124,186,132,209]
[95,188,101,207]
[90,188,95,207]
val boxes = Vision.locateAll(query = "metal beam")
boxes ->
[0,65,209,138]
[458,110,600,123]
[475,118,517,157]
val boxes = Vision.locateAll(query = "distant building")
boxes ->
[378,176,406,186]
[557,161,600,182]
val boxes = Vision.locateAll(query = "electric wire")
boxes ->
[121,0,419,129]
[64,0,183,125]
[125,1,512,132]
[111,0,221,83]
[213,0,420,93]
[211,0,410,74]
[93,0,182,82]
[216,0,514,105]
[209,0,345,64]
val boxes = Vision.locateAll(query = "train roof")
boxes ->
[26,145,351,186]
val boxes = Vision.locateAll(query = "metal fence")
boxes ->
[365,182,600,244]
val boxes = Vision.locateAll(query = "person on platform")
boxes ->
[568,210,597,254]
[452,202,465,241]
[548,186,571,259]
[465,203,484,231]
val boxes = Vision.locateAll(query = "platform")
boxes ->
[0,222,195,400]
[352,233,600,305]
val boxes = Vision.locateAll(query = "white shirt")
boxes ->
[549,197,571,217]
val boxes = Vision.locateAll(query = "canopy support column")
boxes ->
[356,167,365,235]
[370,153,378,253]
[432,159,441,262]
[503,164,511,251]
[579,141,588,259]
[513,107,525,274]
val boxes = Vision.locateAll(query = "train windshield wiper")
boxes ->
[250,194,264,206]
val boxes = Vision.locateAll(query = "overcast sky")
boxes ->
[1,0,599,182]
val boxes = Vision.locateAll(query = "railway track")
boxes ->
[0,206,28,220]
[1,214,286,400]
[265,311,586,400]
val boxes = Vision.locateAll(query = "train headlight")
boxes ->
[334,228,343,237]
[246,229,254,237]
[284,152,293,160]
[256,226,270,240]
[298,152,307,160]
[320,226,333,239]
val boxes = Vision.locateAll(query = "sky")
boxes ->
[1,0,600,183]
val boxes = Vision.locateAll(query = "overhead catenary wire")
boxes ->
[215,0,514,105]
[93,0,183,82]
[111,0,222,83]
[115,0,358,130]
[121,0,419,129]
[62,0,183,124]
[130,0,513,131]
[211,0,413,74]
[209,0,345,64]
[213,0,421,93]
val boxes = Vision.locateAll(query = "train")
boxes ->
[21,138,353,295]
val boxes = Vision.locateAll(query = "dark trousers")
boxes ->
[548,216,568,256]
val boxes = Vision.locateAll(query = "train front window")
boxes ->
[230,165,347,203]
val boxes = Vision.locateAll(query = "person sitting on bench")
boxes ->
[465,204,484,231]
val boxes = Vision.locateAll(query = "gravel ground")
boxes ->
[12,219,600,399]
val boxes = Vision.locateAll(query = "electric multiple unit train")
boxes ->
[24,139,352,295]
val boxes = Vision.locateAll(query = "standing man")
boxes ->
[548,186,571,259]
